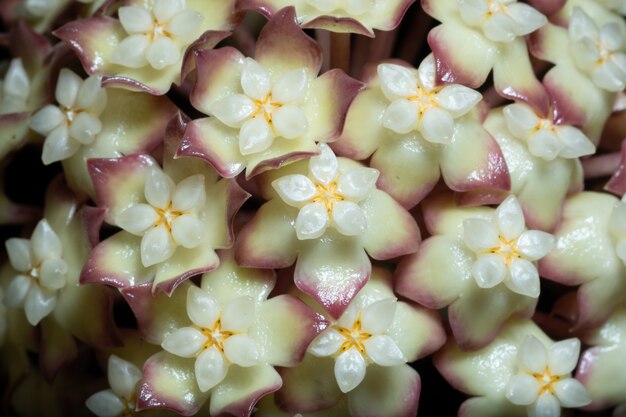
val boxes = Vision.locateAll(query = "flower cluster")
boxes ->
[0,0,625,416]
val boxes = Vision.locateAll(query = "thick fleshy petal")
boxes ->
[108,355,142,399]
[310,143,338,185]
[363,335,405,365]
[272,174,317,207]
[553,378,591,408]
[223,334,260,367]
[153,0,183,22]
[337,167,379,202]
[118,6,153,33]
[145,168,174,210]
[195,346,227,392]
[272,68,309,103]
[309,329,343,357]
[382,99,418,134]
[24,285,56,325]
[161,327,207,358]
[69,112,101,145]
[516,230,555,261]
[110,34,150,68]
[39,258,67,290]
[557,125,595,159]
[42,124,79,165]
[221,296,255,332]
[55,69,81,108]
[548,338,580,375]
[507,258,540,298]
[145,37,180,70]
[503,103,540,139]
[519,335,548,374]
[463,218,500,253]
[4,275,31,307]
[528,129,562,161]
[140,225,176,267]
[506,374,541,405]
[472,253,507,288]
[116,204,159,235]
[335,347,367,393]
[436,84,482,118]
[172,174,205,212]
[497,195,525,241]
[171,214,205,248]
[241,58,271,101]
[210,94,256,128]
[332,201,367,236]
[530,392,560,417]
[85,390,125,417]
[295,202,329,240]
[31,219,62,262]
[272,105,308,139]
[377,63,418,100]
[507,3,547,36]
[239,117,273,155]
[361,297,396,334]
[29,105,65,135]
[187,286,219,329]
[420,106,454,144]
[5,238,32,272]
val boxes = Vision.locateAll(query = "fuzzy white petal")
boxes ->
[309,144,338,185]
[118,6,153,33]
[272,68,309,103]
[337,167,378,202]
[361,298,397,334]
[273,174,317,207]
[145,169,174,209]
[210,94,256,128]
[516,230,555,261]
[308,329,344,357]
[161,327,207,357]
[171,214,204,248]
[382,99,418,134]
[518,335,548,374]
[377,64,418,100]
[85,390,126,417]
[186,286,220,329]
[5,238,32,272]
[553,378,591,408]
[223,334,260,367]
[24,285,56,326]
[332,201,367,236]
[463,218,500,253]
[221,296,255,332]
[506,374,541,405]
[472,253,507,288]
[108,355,142,399]
[435,85,482,118]
[506,258,540,298]
[116,204,159,235]
[146,37,180,70]
[140,225,176,267]
[239,117,273,155]
[363,335,405,366]
[548,338,580,376]
[334,347,367,393]
[195,346,227,392]
[241,58,271,101]
[420,106,454,144]
[497,196,526,241]
[30,105,65,135]
[39,258,67,291]
[272,105,308,139]
[295,202,329,240]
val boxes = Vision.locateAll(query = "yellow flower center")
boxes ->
[311,180,345,213]
[334,315,372,356]
[486,235,521,266]
[153,202,184,234]
[147,19,171,42]
[533,367,561,395]
[252,94,283,124]
[195,316,236,354]
[407,85,441,121]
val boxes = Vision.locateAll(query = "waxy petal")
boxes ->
[507,258,541,298]
[110,34,150,68]
[39,258,67,290]
[239,117,273,155]
[116,204,159,235]
[6,238,32,272]
[548,338,580,375]
[420,106,454,144]
[272,105,308,139]
[332,201,367,236]
[118,6,153,33]
[55,68,81,109]
[171,214,205,248]
[516,230,555,261]
[161,327,207,358]
[140,225,176,267]
[195,346,227,392]
[436,85,482,118]
[553,378,591,408]
[497,195,525,241]
[506,374,541,405]
[24,285,56,326]
[363,334,405,366]
[187,285,219,329]
[272,174,317,207]
[530,392,560,417]
[361,297,396,334]
[382,99,418,134]
[221,296,255,332]
[172,174,206,212]
[296,202,329,240]
[310,143,338,185]
[241,58,271,101]
[108,355,143,399]
[85,390,125,417]
[377,63,418,100]
[29,105,64,135]
[210,94,256,127]
[145,168,174,210]
[42,125,78,165]
[464,218,500,253]
[4,275,31,307]
[273,68,309,103]
[309,329,344,357]
[472,254,507,289]
[223,334,260,367]
[335,347,366,393]
[519,335,548,374]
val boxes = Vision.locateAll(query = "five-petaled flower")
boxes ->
[86,355,142,417]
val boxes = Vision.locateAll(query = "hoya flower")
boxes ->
[478,105,584,231]
[273,144,378,239]
[0,58,30,115]
[236,144,419,318]
[55,0,237,95]
[238,0,415,36]
[180,7,362,178]
[539,192,626,329]
[577,306,626,412]
[435,318,590,417]
[395,194,550,349]
[505,335,591,416]
[277,268,444,416]
[30,68,106,165]
[463,195,555,297]
[333,54,509,208]
[423,0,549,110]
[82,121,249,294]
[502,102,595,161]
[4,219,68,326]
[86,355,142,417]
[121,251,325,416]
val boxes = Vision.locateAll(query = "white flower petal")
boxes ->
[435,85,482,118]
[593,59,626,92]
[24,285,56,326]
[503,103,540,139]
[471,253,507,288]
[31,219,62,261]
[108,355,142,399]
[377,64,418,100]
[118,6,153,33]
[161,327,207,357]
[172,175,205,211]
[210,94,256,128]
[483,13,517,43]
[223,334,260,367]
[4,275,32,308]
[600,22,623,51]
[42,124,79,165]
[167,10,203,43]
[569,7,598,43]
[29,105,65,135]
[530,392,560,417]
[309,143,338,185]
[221,296,255,332]
[5,238,32,272]
[39,258,67,291]
[528,129,563,161]
[382,99,418,134]
[153,0,184,23]
[85,390,126,417]
[195,346,227,392]
[308,329,344,357]
[272,105,308,139]
[145,169,174,209]
[458,0,488,26]
[140,225,176,267]
[337,167,378,202]
[295,202,329,240]
[55,68,81,108]
[570,38,601,71]
[239,117,273,155]
[420,106,454,144]
[75,76,104,110]
[553,378,591,408]
[518,335,548,374]
[186,286,220,329]
[548,338,580,376]
[344,0,374,15]
[272,174,317,207]
[556,125,595,159]
[332,201,367,236]
[110,35,150,68]
[171,214,204,248]
[69,112,102,145]
[505,374,541,405]
[146,37,180,70]
[516,230,555,261]
[117,204,159,235]
[507,3,547,37]
[363,335,405,366]
[361,298,397,334]
[497,195,525,241]
[463,218,500,253]
[272,68,309,103]
[334,347,367,393]
[417,54,437,90]
[506,258,540,298]
[241,58,271,101]
[4,58,29,100]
